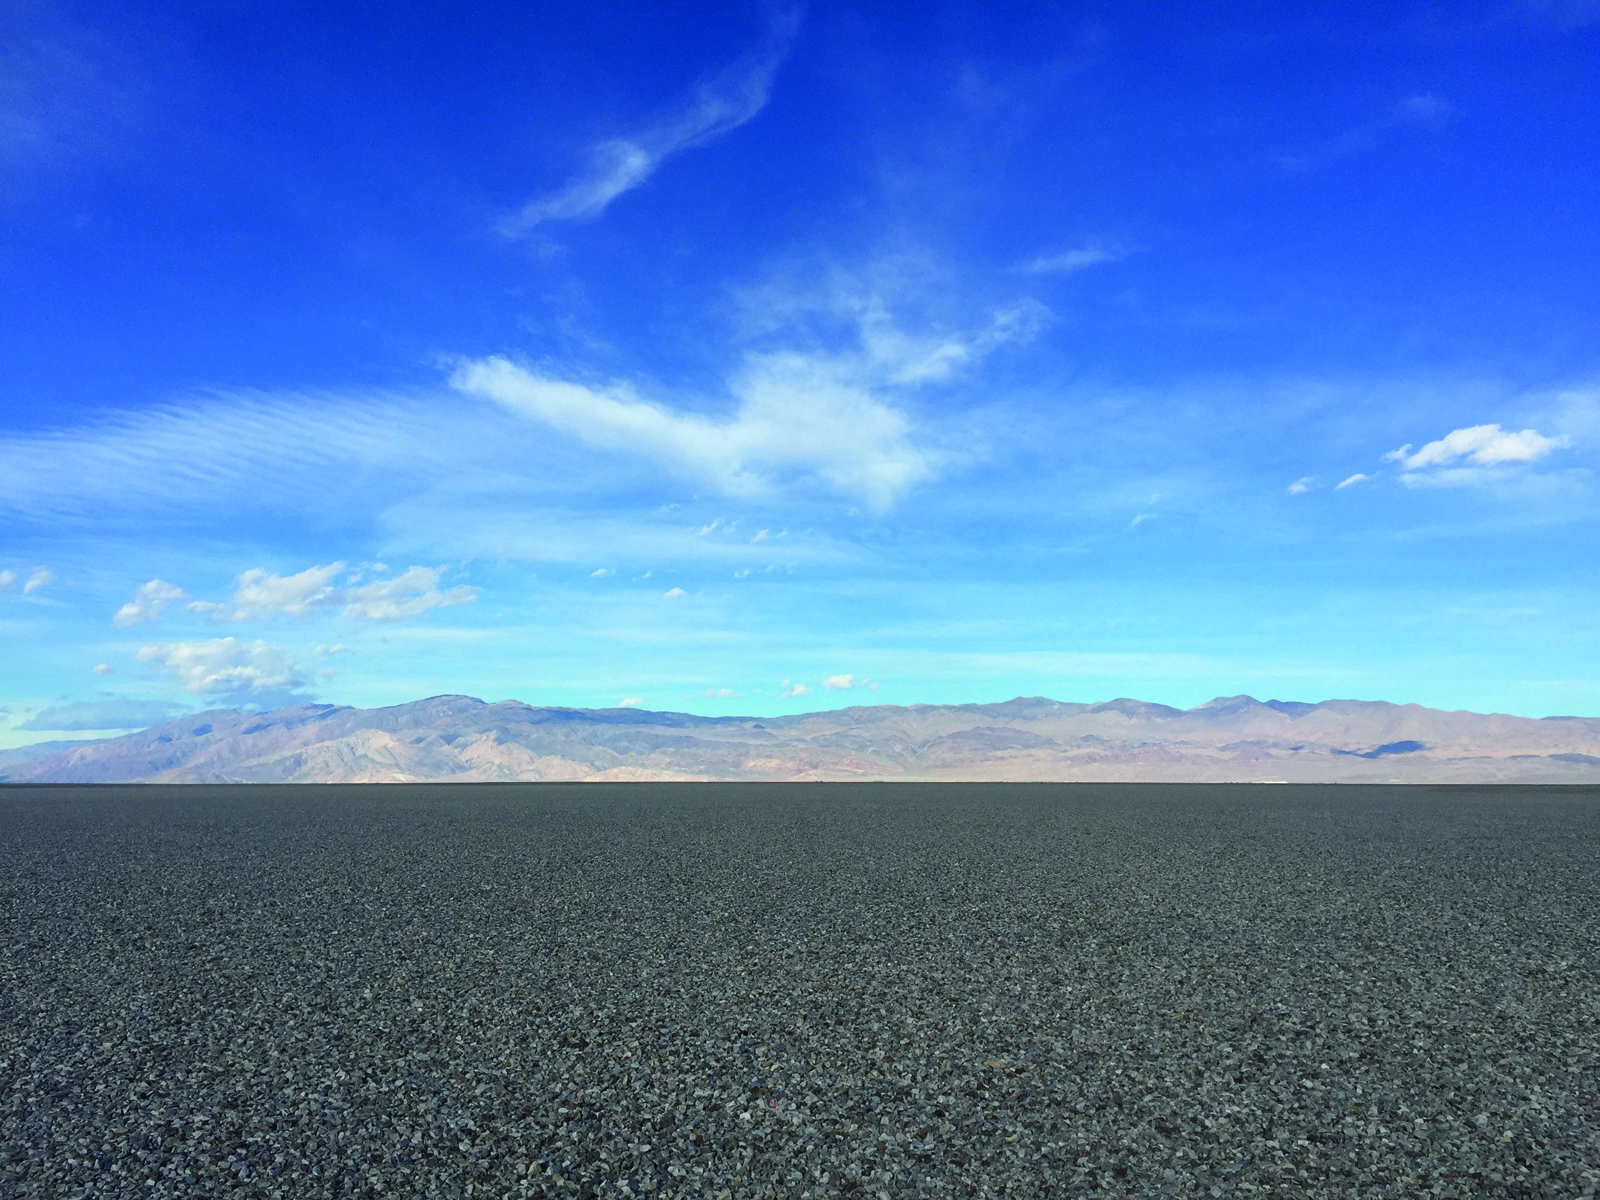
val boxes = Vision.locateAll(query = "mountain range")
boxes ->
[6,693,1600,784]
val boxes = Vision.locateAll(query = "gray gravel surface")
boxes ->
[1,783,1597,1199]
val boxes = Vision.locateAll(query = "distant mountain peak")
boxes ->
[4,693,1596,785]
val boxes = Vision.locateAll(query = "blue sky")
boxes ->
[3,0,1598,743]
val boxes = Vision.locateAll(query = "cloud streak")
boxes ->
[452,354,937,510]
[501,11,799,235]
[1016,240,1127,275]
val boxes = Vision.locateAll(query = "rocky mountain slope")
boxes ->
[6,694,1600,784]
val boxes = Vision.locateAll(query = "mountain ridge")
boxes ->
[6,693,1600,784]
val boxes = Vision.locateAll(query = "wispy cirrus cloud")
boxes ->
[453,277,1040,510]
[1280,93,1454,173]
[1016,239,1128,275]
[1,5,149,183]
[501,9,800,235]
[0,390,469,522]
[453,354,936,511]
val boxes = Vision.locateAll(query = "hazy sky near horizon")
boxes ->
[3,0,1598,743]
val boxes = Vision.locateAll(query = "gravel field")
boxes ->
[1,783,1597,1200]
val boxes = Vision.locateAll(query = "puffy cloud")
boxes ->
[189,562,343,620]
[778,679,810,698]
[501,11,797,234]
[113,579,189,627]
[92,663,115,675]
[22,568,54,594]
[590,567,612,577]
[617,697,643,708]
[189,563,476,622]
[1287,477,1314,495]
[664,587,686,598]
[822,674,879,692]
[137,638,307,695]
[1335,473,1370,490]
[19,698,185,732]
[1388,424,1568,471]
[314,643,352,658]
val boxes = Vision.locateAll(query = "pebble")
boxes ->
[1,782,1597,1198]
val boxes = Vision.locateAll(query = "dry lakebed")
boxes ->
[1,783,1597,1198]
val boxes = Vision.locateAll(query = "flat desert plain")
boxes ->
[1,784,1597,1198]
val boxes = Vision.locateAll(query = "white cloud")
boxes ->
[453,354,937,511]
[342,567,478,620]
[501,11,798,234]
[1287,477,1314,495]
[314,643,352,659]
[822,674,857,691]
[452,258,1045,513]
[590,567,612,577]
[618,696,643,708]
[189,563,476,622]
[22,567,54,594]
[778,679,810,698]
[664,587,686,598]
[92,662,115,675]
[0,570,13,591]
[1335,473,1370,489]
[0,390,472,523]
[702,687,742,698]
[751,529,769,542]
[191,562,342,620]
[1392,423,1569,471]
[113,579,189,628]
[137,638,307,695]
[1017,240,1127,275]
